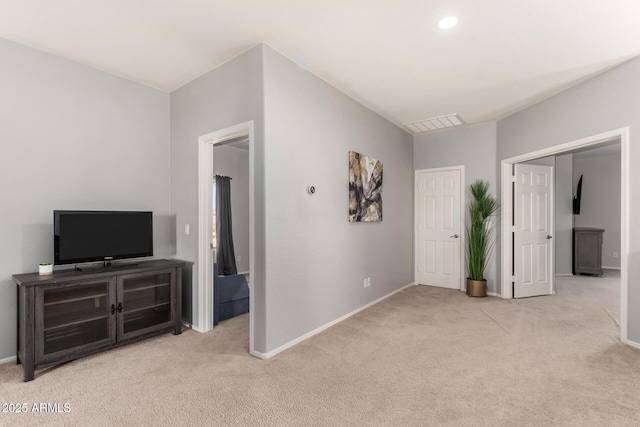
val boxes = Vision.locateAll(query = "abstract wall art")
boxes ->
[348,151,383,222]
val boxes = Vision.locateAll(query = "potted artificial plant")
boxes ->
[38,263,53,276]
[466,180,499,297]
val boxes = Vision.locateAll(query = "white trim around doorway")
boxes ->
[197,121,255,355]
[500,127,629,344]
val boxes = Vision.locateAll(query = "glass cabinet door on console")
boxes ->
[35,278,117,363]
[117,269,175,340]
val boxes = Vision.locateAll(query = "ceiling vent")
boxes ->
[403,114,464,134]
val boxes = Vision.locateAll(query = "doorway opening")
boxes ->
[197,121,255,355]
[500,127,629,343]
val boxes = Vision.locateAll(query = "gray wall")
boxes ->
[170,45,266,350]
[497,56,640,343]
[0,38,172,360]
[555,154,574,275]
[262,46,414,352]
[573,145,621,268]
[413,123,499,293]
[214,144,250,273]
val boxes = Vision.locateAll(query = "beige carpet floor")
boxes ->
[1,270,640,426]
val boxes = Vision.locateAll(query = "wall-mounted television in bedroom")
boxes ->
[54,210,153,265]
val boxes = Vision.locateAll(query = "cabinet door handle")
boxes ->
[110,304,117,315]
[117,302,123,313]
[547,235,553,239]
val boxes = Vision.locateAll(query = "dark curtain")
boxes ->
[216,175,237,275]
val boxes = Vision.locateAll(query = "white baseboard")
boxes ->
[602,266,621,270]
[249,349,267,359]
[556,273,573,277]
[627,339,640,351]
[0,355,17,365]
[237,270,250,275]
[487,291,500,297]
[253,282,417,360]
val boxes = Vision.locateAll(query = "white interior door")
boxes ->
[415,168,463,289]
[514,164,554,298]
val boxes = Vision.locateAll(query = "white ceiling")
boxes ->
[1,1,639,130]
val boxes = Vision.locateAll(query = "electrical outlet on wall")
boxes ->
[363,277,371,288]
[237,255,241,261]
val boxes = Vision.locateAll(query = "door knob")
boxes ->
[450,234,459,238]
[547,235,553,239]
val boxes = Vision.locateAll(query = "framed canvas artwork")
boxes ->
[349,151,383,222]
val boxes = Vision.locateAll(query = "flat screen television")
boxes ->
[54,210,153,265]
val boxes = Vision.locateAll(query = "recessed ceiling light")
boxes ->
[438,16,458,30]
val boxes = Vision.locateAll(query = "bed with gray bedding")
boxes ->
[213,263,249,325]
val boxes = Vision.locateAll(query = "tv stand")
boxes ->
[13,259,184,382]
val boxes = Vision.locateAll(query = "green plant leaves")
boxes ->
[466,180,499,281]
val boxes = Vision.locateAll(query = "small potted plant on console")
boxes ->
[38,263,53,275]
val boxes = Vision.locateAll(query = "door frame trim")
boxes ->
[500,127,629,344]
[414,165,466,291]
[197,120,255,355]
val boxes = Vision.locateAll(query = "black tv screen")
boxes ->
[54,210,153,265]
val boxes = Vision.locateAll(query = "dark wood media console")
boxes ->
[573,228,604,276]
[13,259,184,382]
